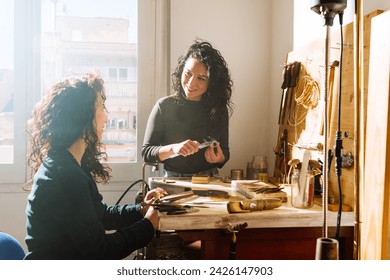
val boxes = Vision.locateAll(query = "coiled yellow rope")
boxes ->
[294,75,320,109]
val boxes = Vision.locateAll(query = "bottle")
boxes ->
[290,168,301,207]
[251,155,268,181]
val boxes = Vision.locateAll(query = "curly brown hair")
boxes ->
[27,73,111,183]
[172,39,234,128]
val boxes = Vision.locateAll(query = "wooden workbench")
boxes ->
[149,178,355,260]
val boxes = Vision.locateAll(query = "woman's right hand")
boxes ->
[172,139,200,157]
[144,206,159,230]
[157,139,200,161]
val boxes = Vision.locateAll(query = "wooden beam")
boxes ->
[362,10,390,260]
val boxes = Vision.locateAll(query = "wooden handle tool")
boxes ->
[227,198,282,213]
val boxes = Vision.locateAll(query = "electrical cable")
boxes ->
[115,178,149,260]
[115,179,144,205]
[334,11,344,240]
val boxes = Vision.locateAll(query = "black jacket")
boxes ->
[25,150,154,259]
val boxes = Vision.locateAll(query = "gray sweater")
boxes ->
[142,96,230,174]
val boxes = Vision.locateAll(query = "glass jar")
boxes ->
[251,155,268,181]
[291,169,314,208]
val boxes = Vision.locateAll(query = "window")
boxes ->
[41,0,138,164]
[0,0,166,184]
[119,68,128,81]
[0,0,27,183]
[0,2,14,165]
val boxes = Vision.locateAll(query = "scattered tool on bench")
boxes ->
[141,201,200,215]
[227,198,282,213]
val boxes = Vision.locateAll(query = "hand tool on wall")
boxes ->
[285,61,302,124]
[278,64,291,124]
[278,61,302,125]
[274,129,289,182]
[324,60,339,134]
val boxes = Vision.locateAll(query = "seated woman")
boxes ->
[24,73,166,260]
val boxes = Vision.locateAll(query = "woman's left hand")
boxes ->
[204,142,225,164]
[141,187,168,216]
[144,187,167,203]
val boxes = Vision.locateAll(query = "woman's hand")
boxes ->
[172,139,200,157]
[144,187,167,203]
[204,142,225,164]
[144,206,159,230]
[142,187,167,230]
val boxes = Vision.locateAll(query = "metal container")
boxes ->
[231,169,243,180]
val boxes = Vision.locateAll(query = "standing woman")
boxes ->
[25,73,165,259]
[142,39,234,177]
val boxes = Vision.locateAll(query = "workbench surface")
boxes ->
[150,178,355,231]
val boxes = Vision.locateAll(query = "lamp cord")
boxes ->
[115,179,144,205]
[335,12,345,240]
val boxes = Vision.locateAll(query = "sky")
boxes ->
[0,0,137,70]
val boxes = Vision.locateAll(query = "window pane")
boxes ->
[40,0,138,163]
[0,0,14,164]
[109,68,118,81]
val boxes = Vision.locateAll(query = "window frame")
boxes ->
[0,0,170,185]
[0,0,30,184]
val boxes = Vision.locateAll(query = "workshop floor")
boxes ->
[146,232,201,260]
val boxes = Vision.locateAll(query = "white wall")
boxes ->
[269,0,294,177]
[171,0,283,177]
[294,0,390,50]
[0,189,30,252]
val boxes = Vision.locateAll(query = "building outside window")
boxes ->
[41,0,138,163]
[0,0,163,184]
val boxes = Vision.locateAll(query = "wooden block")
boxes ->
[191,175,210,184]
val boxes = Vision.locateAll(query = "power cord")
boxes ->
[115,179,145,205]
[334,11,344,240]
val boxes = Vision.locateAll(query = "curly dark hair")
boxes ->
[172,39,234,127]
[27,73,111,183]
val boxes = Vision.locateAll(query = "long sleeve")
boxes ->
[142,96,230,174]
[142,98,165,163]
[25,151,154,260]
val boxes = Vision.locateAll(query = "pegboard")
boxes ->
[272,10,384,210]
